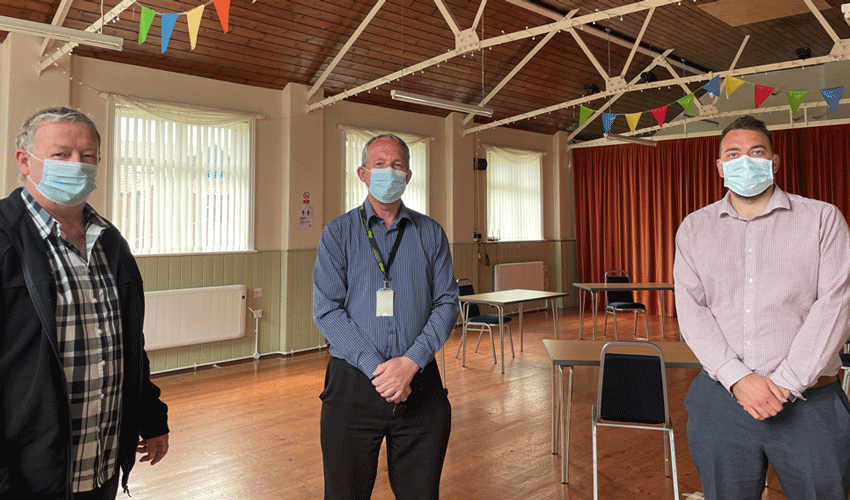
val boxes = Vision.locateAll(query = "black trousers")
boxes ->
[320,357,451,500]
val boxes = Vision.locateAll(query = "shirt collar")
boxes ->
[362,197,412,229]
[21,187,109,238]
[718,185,790,220]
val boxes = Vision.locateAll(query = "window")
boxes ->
[486,145,543,241]
[110,96,255,254]
[343,126,429,214]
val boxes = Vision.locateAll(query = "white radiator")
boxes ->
[494,261,546,291]
[143,285,248,350]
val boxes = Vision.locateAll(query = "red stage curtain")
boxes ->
[573,123,850,316]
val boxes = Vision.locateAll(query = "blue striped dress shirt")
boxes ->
[313,199,459,377]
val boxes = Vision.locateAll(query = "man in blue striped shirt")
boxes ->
[313,134,459,500]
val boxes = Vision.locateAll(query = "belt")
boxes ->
[811,375,839,389]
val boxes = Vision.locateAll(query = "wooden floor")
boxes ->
[127,308,792,499]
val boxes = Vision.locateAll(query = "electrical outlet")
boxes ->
[253,309,263,319]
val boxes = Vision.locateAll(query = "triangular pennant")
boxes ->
[676,93,695,115]
[786,90,809,115]
[138,6,156,45]
[601,113,617,135]
[213,0,231,33]
[187,4,205,50]
[651,105,668,128]
[578,105,595,127]
[625,112,641,134]
[160,13,179,53]
[726,76,745,97]
[754,84,775,109]
[820,85,845,114]
[701,76,721,97]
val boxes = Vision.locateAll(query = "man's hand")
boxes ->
[372,357,419,404]
[137,434,169,465]
[731,374,790,421]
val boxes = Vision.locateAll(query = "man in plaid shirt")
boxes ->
[1,107,169,499]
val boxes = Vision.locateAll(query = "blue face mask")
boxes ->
[722,155,774,198]
[368,167,408,203]
[27,152,98,206]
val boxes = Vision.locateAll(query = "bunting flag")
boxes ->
[161,13,179,53]
[139,6,156,45]
[701,75,721,97]
[187,5,205,50]
[651,105,668,128]
[213,0,231,33]
[601,113,617,135]
[820,86,845,114]
[625,112,641,134]
[677,93,695,115]
[785,90,809,115]
[754,84,775,109]
[726,76,745,97]
[579,105,595,127]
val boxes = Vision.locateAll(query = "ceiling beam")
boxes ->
[464,49,850,135]
[463,10,578,125]
[712,35,750,106]
[568,27,610,81]
[309,1,675,112]
[39,0,135,73]
[804,0,841,43]
[505,0,704,75]
[308,0,386,99]
[38,0,74,57]
[620,8,654,79]
[433,0,462,36]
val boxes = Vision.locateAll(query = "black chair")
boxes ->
[592,341,678,500]
[603,270,649,340]
[842,341,850,396]
[455,278,514,365]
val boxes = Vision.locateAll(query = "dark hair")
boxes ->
[16,106,101,151]
[718,115,773,157]
[360,134,410,168]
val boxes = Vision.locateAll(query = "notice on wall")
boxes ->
[299,202,313,230]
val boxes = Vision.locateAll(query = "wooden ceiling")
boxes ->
[2,0,849,139]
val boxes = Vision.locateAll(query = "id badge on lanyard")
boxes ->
[360,204,408,318]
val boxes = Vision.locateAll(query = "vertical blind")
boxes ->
[343,126,429,214]
[110,97,254,254]
[486,145,544,241]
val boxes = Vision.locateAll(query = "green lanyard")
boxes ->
[359,204,408,288]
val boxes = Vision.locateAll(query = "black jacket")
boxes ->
[0,188,169,499]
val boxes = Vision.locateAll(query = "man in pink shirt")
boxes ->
[674,115,850,499]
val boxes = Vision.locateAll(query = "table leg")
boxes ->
[462,302,469,367]
[519,303,524,352]
[660,290,667,339]
[561,365,573,483]
[551,363,559,454]
[591,291,599,340]
[578,289,585,340]
[552,301,560,340]
[498,305,505,374]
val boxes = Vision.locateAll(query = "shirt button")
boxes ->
[746,309,751,313]
[748,248,753,253]
[748,278,753,283]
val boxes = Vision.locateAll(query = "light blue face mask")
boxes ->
[27,152,98,206]
[368,166,408,203]
[722,155,774,198]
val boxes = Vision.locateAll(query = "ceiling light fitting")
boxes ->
[608,134,657,147]
[391,90,493,117]
[0,15,124,51]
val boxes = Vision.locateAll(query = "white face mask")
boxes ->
[27,152,98,206]
[368,167,408,203]
[722,155,773,197]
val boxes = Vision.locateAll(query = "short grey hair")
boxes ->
[15,106,101,152]
[360,134,410,168]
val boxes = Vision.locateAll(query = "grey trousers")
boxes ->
[685,371,850,500]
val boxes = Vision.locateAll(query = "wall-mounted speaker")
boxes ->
[474,157,488,171]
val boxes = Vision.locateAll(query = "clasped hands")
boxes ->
[731,373,792,421]
[372,357,419,404]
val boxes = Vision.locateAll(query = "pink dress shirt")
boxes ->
[674,187,850,398]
